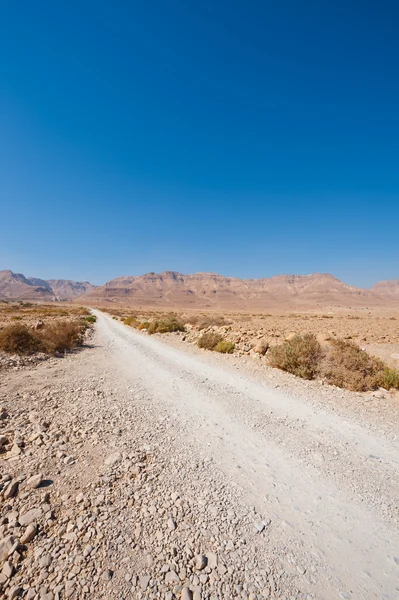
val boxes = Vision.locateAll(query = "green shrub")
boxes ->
[377,367,399,390]
[84,315,97,324]
[268,334,323,380]
[215,340,235,354]
[198,332,223,350]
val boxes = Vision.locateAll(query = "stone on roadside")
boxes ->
[20,524,37,544]
[0,536,19,562]
[19,508,42,526]
[26,474,43,489]
[104,452,122,467]
[195,554,207,570]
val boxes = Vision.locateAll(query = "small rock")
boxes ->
[181,588,192,600]
[0,536,19,562]
[26,474,43,489]
[140,575,150,591]
[253,520,265,533]
[104,452,122,467]
[19,508,42,526]
[195,555,207,570]
[207,552,218,569]
[20,524,37,544]
[167,518,177,531]
[2,560,14,579]
[102,569,113,581]
[4,480,19,499]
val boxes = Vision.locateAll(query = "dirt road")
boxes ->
[90,311,399,599]
[1,310,398,599]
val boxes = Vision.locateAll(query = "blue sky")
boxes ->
[0,1,398,287]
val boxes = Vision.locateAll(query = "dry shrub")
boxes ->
[147,316,185,334]
[0,324,42,354]
[215,340,235,354]
[0,321,85,355]
[197,332,223,350]
[38,322,86,354]
[323,339,399,391]
[268,334,323,380]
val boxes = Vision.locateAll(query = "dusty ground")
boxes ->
[1,311,398,600]
[0,303,89,328]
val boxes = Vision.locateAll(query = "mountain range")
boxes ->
[0,270,96,301]
[1,269,398,310]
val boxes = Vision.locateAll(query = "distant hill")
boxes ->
[81,271,395,311]
[371,280,399,299]
[0,270,96,301]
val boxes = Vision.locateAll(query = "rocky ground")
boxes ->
[1,311,398,600]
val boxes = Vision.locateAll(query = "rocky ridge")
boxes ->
[82,271,395,310]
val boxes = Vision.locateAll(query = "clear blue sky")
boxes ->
[0,1,398,287]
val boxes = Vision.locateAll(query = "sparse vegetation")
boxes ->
[197,332,234,353]
[197,332,223,350]
[0,324,42,354]
[122,316,140,327]
[147,316,185,334]
[268,334,323,380]
[84,315,97,324]
[323,339,399,391]
[268,334,399,391]
[214,340,235,353]
[0,320,88,355]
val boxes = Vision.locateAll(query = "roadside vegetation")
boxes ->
[0,302,96,356]
[198,332,235,354]
[268,334,399,391]
[0,321,88,355]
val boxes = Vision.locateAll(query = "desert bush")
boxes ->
[38,321,86,354]
[214,340,235,354]
[0,324,42,354]
[122,316,139,327]
[376,367,399,390]
[147,317,185,334]
[197,332,223,350]
[84,315,97,324]
[268,334,323,380]
[324,339,399,391]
